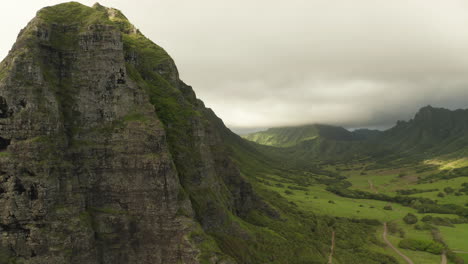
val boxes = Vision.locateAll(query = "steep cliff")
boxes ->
[0,2,271,263]
[381,106,468,155]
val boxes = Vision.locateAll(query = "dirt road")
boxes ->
[383,223,414,264]
[441,251,447,264]
[328,230,335,264]
[368,179,378,193]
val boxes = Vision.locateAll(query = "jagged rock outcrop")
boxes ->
[0,2,270,263]
[381,105,468,155]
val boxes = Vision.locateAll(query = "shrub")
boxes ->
[437,192,445,198]
[284,190,293,195]
[288,185,308,191]
[387,222,400,234]
[414,223,433,230]
[421,215,433,222]
[403,213,418,224]
[383,205,393,210]
[444,187,454,194]
[398,239,444,255]
[328,200,335,204]
[396,188,438,195]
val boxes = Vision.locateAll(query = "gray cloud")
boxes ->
[2,0,468,132]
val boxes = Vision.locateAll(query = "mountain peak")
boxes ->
[413,105,451,124]
[34,2,137,35]
[92,2,105,9]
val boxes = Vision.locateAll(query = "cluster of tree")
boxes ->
[396,188,438,195]
[398,239,444,255]
[326,185,468,217]
[435,186,466,197]
[403,213,418,224]
[421,166,468,182]
[326,186,435,206]
[386,222,405,238]
[460,182,468,194]
[287,185,308,191]
[416,203,468,217]
[420,215,468,227]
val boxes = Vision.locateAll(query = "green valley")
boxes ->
[239,106,468,264]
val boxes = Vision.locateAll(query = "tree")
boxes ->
[444,187,454,194]
[403,213,418,224]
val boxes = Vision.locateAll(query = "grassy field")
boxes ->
[439,224,468,251]
[337,160,468,204]
[254,158,468,264]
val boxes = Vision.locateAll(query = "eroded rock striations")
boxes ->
[0,2,270,263]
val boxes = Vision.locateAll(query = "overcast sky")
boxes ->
[2,1,468,133]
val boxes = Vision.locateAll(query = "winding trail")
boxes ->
[368,179,378,193]
[328,230,335,264]
[441,251,447,264]
[383,223,414,264]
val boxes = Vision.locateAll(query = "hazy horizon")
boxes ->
[2,1,468,133]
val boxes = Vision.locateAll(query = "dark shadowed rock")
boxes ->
[0,2,272,263]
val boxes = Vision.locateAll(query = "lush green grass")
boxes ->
[343,163,468,207]
[459,253,468,263]
[439,224,468,251]
[407,177,468,205]
[251,157,468,264]
[425,157,468,170]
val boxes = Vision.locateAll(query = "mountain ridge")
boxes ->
[245,106,468,155]
[243,123,358,147]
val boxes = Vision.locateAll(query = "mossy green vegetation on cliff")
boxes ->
[37,2,112,26]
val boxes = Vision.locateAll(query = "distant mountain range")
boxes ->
[243,124,356,147]
[244,106,468,160]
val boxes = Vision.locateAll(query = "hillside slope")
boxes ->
[246,106,468,163]
[244,124,356,147]
[381,106,468,156]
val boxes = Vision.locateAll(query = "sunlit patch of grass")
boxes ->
[424,157,468,170]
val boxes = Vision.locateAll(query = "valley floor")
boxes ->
[250,157,468,264]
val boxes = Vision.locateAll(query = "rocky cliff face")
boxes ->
[381,106,468,155]
[0,3,269,263]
